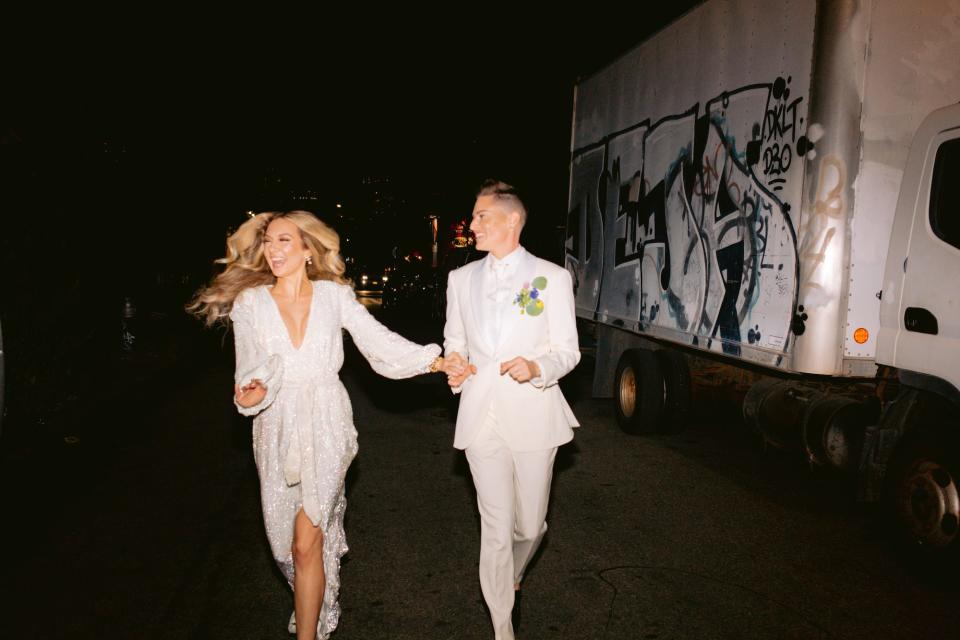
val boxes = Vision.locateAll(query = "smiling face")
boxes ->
[470,194,521,258]
[263,217,311,279]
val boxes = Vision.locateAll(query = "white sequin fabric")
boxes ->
[230,280,440,639]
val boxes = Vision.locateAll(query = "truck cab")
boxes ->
[873,103,960,554]
[879,103,960,400]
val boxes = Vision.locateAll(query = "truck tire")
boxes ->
[656,350,691,433]
[884,425,960,558]
[613,349,664,435]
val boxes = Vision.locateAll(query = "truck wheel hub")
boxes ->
[901,461,960,547]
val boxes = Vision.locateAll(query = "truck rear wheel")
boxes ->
[614,349,664,435]
[885,426,960,556]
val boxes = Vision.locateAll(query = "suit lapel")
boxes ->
[467,259,493,352]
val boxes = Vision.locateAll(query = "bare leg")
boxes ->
[293,508,325,640]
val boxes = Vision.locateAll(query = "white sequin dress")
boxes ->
[230,280,440,639]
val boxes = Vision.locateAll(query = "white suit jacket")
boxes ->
[443,249,580,451]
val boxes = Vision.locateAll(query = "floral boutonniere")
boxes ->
[513,276,548,316]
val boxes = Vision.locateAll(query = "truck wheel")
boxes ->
[613,349,664,435]
[885,426,960,556]
[656,350,691,433]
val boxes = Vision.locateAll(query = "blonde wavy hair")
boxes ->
[188,211,350,326]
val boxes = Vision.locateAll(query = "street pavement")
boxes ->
[2,304,959,639]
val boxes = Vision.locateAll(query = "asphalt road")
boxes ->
[2,304,958,639]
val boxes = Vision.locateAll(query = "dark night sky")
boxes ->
[8,8,702,198]
[3,7,704,299]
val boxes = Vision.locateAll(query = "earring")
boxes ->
[306,256,313,265]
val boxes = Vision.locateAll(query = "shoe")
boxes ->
[511,590,521,632]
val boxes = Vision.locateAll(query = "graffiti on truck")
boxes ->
[566,78,812,362]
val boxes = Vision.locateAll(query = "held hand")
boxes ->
[499,357,540,383]
[447,364,477,388]
[235,379,267,408]
[441,352,468,376]
[444,353,477,388]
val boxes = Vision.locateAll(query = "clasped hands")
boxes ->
[235,354,541,404]
[441,353,540,387]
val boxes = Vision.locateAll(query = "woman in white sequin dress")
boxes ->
[190,211,448,640]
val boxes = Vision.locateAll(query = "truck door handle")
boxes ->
[904,307,939,335]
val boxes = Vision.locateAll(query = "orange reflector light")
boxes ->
[853,328,869,344]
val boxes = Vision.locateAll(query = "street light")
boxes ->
[428,215,439,268]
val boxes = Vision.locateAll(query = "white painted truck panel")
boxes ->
[568,0,817,368]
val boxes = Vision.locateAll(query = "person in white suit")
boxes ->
[444,179,580,640]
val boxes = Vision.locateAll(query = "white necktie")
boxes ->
[492,262,508,296]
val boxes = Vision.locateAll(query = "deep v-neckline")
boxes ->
[266,283,314,352]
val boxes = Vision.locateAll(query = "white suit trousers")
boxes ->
[465,412,558,640]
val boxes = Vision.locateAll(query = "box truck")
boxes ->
[565,0,960,554]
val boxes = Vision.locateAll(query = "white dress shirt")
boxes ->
[478,246,526,347]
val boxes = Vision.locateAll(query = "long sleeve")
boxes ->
[442,271,470,395]
[231,290,283,416]
[443,270,469,360]
[531,268,581,389]
[339,284,440,379]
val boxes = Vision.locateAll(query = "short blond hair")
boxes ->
[476,179,527,227]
